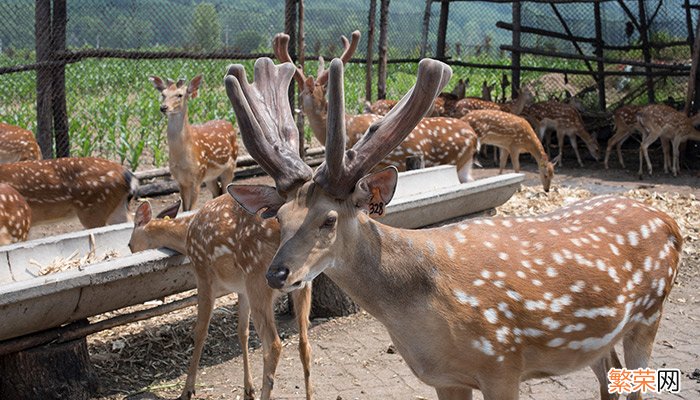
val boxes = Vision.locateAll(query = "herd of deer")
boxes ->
[0,29,690,400]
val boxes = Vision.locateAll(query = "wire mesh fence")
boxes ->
[0,0,696,167]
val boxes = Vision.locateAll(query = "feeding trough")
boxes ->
[0,167,523,344]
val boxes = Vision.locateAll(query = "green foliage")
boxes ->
[191,3,222,51]
[233,30,264,53]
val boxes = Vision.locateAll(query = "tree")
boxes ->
[192,3,222,52]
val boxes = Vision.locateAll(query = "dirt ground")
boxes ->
[23,146,700,400]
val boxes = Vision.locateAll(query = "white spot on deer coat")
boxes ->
[454,289,479,307]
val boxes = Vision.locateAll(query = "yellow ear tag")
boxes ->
[368,187,385,218]
[163,216,171,220]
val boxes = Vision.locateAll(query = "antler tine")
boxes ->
[317,30,361,86]
[272,33,306,87]
[324,58,347,181]
[224,58,312,195]
[314,58,452,199]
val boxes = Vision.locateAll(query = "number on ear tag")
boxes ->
[368,187,385,217]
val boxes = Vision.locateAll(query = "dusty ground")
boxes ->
[22,146,700,400]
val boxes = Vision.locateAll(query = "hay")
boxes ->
[32,234,119,275]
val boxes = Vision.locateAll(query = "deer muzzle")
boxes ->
[266,264,290,289]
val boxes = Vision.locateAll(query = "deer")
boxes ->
[364,78,468,117]
[274,32,479,183]
[522,101,600,167]
[636,103,700,177]
[0,157,138,228]
[604,105,651,170]
[0,122,42,163]
[149,75,238,211]
[224,56,682,400]
[451,86,532,118]
[0,183,31,245]
[481,81,496,102]
[463,110,557,192]
[129,196,313,400]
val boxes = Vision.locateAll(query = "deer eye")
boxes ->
[321,215,337,229]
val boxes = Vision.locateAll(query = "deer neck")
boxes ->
[166,108,194,155]
[145,216,192,254]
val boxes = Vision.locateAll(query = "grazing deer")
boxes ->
[225,56,682,400]
[149,75,238,211]
[0,183,31,245]
[0,157,137,228]
[129,196,313,400]
[636,104,700,177]
[0,122,41,163]
[274,32,478,182]
[463,110,557,192]
[522,101,600,167]
[604,105,651,169]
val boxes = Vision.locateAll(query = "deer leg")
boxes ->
[671,136,682,177]
[456,144,477,183]
[291,283,314,400]
[436,387,473,400]
[179,183,196,212]
[180,276,216,400]
[638,131,661,177]
[661,136,672,175]
[479,378,520,400]
[590,349,622,400]
[249,290,282,400]
[498,147,509,174]
[104,199,130,226]
[605,128,630,169]
[569,133,584,167]
[556,130,566,168]
[237,293,255,400]
[623,318,662,400]
[510,148,521,173]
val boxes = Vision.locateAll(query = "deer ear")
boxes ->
[149,76,166,92]
[135,201,152,227]
[304,76,315,92]
[351,167,398,218]
[227,184,285,219]
[188,75,203,99]
[156,199,181,220]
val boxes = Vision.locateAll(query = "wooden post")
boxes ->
[593,1,606,111]
[511,0,522,99]
[436,0,449,59]
[52,0,69,157]
[284,0,298,152]
[297,0,305,157]
[420,0,432,58]
[638,0,655,103]
[377,0,390,100]
[35,0,53,159]
[685,15,700,115]
[685,0,695,54]
[365,0,377,103]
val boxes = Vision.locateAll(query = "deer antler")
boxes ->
[224,58,312,195]
[272,33,306,87]
[314,58,452,199]
[316,30,360,86]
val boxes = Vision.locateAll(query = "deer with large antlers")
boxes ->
[149,75,238,211]
[522,101,600,167]
[0,183,31,245]
[636,104,700,177]
[0,122,42,163]
[224,56,682,400]
[463,109,557,192]
[274,32,478,183]
[0,157,137,228]
[129,196,313,400]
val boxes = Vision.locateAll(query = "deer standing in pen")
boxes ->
[224,56,682,400]
[365,78,468,116]
[451,86,532,118]
[0,183,31,245]
[604,105,648,170]
[463,109,557,192]
[636,103,700,177]
[522,100,600,167]
[149,75,238,211]
[0,157,137,228]
[0,122,42,163]
[129,196,313,400]
[274,32,479,183]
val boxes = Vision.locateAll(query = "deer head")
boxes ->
[149,75,202,115]
[128,200,181,253]
[226,56,451,291]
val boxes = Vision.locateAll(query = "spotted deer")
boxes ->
[0,122,42,163]
[451,87,532,118]
[129,196,313,400]
[273,32,478,182]
[636,104,700,177]
[225,57,682,400]
[149,75,238,211]
[522,101,600,167]
[0,183,31,245]
[604,105,648,170]
[365,78,468,116]
[463,110,557,192]
[0,157,137,228]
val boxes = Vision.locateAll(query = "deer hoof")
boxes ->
[244,387,256,400]
[179,389,195,400]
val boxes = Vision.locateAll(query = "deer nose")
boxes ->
[160,105,168,113]
[266,265,290,289]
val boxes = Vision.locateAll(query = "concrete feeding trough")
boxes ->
[0,166,523,342]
